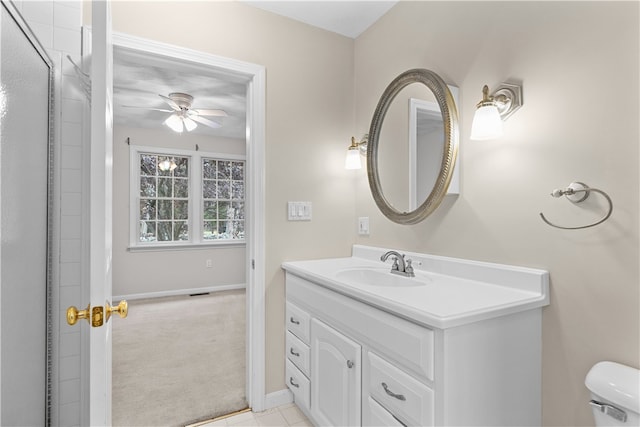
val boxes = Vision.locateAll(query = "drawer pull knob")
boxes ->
[289,377,300,388]
[290,348,300,357]
[290,317,300,325]
[382,382,406,401]
[347,360,355,369]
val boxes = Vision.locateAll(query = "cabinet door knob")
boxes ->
[346,360,354,368]
[290,347,300,357]
[382,382,406,401]
[290,317,300,325]
[289,377,299,388]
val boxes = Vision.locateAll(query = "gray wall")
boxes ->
[354,2,639,426]
[112,125,246,297]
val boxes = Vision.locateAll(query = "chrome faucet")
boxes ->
[380,251,415,277]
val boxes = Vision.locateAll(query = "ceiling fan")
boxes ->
[126,92,228,133]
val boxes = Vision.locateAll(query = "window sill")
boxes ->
[128,240,246,252]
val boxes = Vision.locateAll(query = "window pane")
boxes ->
[203,201,217,220]
[218,220,231,238]
[203,180,217,199]
[140,199,156,221]
[174,221,188,240]
[218,161,231,179]
[140,154,157,176]
[174,178,189,198]
[218,181,231,199]
[232,181,244,200]
[173,157,189,177]
[174,200,188,220]
[157,178,172,198]
[157,156,172,176]
[203,221,218,239]
[140,176,156,197]
[232,221,244,239]
[139,221,156,242]
[203,159,217,179]
[232,162,244,181]
[157,222,172,241]
[158,200,173,220]
[232,202,244,220]
[218,201,231,219]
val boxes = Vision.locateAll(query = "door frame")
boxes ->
[105,31,266,411]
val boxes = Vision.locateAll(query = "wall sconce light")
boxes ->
[470,83,523,140]
[345,135,368,170]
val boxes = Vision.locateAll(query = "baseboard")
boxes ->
[263,389,293,411]
[113,283,246,302]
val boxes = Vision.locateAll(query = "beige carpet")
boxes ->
[112,290,247,427]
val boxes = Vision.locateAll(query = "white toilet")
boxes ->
[585,361,640,426]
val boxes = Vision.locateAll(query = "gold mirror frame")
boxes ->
[367,69,459,224]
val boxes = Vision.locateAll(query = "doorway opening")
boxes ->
[108,32,265,425]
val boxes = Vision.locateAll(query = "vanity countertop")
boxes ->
[282,245,549,329]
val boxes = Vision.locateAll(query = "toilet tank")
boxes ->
[585,361,640,426]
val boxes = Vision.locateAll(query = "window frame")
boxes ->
[129,145,246,250]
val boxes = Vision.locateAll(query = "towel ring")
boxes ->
[539,182,613,230]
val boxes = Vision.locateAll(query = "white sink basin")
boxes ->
[335,268,431,287]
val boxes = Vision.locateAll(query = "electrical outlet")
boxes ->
[206,259,212,268]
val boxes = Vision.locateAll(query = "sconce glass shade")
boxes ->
[164,114,184,133]
[345,147,362,170]
[470,104,503,140]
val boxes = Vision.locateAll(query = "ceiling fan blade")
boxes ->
[192,109,228,117]
[121,105,174,112]
[191,115,222,129]
[158,94,181,111]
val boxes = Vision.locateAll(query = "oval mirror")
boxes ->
[367,69,459,224]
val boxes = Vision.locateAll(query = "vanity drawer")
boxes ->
[367,352,434,427]
[363,396,406,427]
[286,301,310,344]
[286,359,310,411]
[286,330,310,377]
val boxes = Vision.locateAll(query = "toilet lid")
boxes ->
[585,361,640,414]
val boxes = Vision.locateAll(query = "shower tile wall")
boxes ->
[14,1,84,426]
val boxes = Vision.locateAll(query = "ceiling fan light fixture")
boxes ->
[183,116,198,132]
[164,113,183,133]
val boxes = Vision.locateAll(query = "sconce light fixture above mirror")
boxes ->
[345,135,368,170]
[470,83,523,140]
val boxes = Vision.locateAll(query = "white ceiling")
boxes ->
[241,1,397,38]
[113,2,396,138]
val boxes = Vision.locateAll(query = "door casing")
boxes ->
[83,29,267,414]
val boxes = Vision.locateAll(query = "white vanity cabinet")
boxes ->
[311,318,361,426]
[284,266,545,427]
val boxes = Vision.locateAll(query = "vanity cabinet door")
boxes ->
[311,318,361,427]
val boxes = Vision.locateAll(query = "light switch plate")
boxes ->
[288,201,312,221]
[358,217,370,235]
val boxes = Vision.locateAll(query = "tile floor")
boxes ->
[199,403,311,427]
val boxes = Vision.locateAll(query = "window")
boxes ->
[202,158,245,240]
[130,146,245,248]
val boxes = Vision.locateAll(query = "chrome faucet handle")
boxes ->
[391,256,400,271]
[404,259,415,277]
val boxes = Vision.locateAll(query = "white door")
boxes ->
[311,318,361,427]
[0,2,52,424]
[87,1,114,425]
